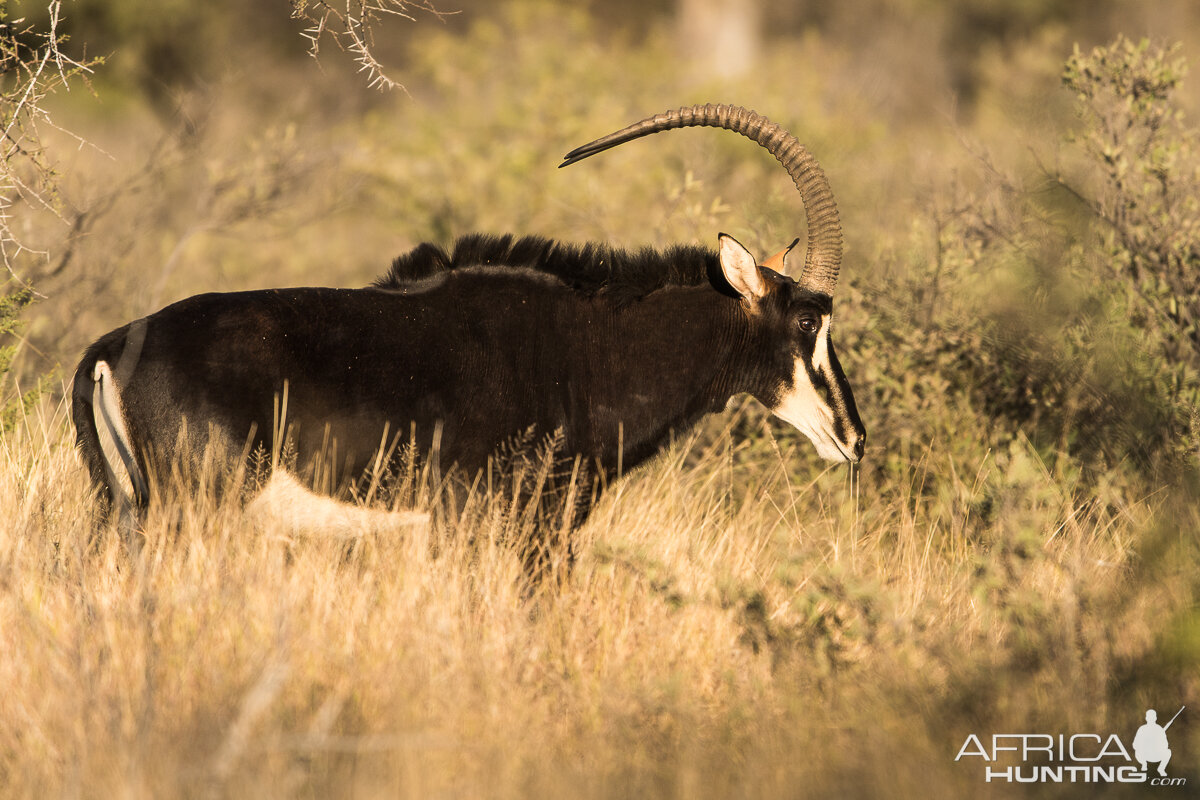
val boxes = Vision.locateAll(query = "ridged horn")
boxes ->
[560,103,843,296]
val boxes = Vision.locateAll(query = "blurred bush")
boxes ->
[824,36,1200,511]
[9,1,1196,500]
[1064,36,1200,457]
[1,1,100,428]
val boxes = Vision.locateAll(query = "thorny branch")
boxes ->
[290,0,449,92]
[1,0,101,286]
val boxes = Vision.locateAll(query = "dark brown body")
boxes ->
[73,101,870,570]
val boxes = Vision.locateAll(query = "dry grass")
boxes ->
[0,393,1180,799]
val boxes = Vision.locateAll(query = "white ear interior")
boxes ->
[718,233,765,300]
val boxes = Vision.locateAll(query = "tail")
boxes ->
[72,347,149,525]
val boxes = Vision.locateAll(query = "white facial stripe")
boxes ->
[812,315,832,374]
[770,315,854,462]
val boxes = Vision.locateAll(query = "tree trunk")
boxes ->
[677,0,763,80]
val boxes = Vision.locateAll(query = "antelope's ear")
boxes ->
[762,237,801,276]
[718,233,766,302]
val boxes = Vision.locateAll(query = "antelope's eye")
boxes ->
[797,317,819,334]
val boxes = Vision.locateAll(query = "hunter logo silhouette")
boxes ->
[1134,707,1184,777]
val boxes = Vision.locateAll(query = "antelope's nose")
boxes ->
[852,437,865,462]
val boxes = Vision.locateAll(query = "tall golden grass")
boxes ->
[0,391,1176,798]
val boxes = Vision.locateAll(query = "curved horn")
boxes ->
[560,103,843,296]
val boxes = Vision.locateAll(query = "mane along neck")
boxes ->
[375,233,720,302]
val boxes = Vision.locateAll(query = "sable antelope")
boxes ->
[71,103,865,558]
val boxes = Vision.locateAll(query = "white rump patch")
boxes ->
[246,470,429,537]
[92,360,147,527]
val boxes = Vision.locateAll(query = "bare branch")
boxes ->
[0,0,103,285]
[290,0,451,92]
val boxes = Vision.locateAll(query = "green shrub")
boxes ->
[0,285,44,431]
[1062,35,1200,465]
